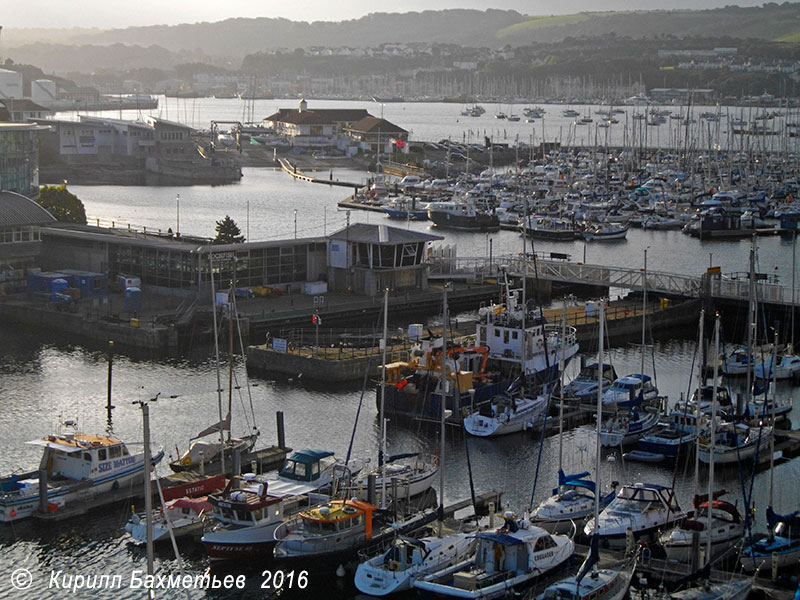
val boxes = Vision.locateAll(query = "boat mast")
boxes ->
[769,329,778,520]
[694,310,704,499]
[641,246,649,378]
[227,264,235,443]
[557,298,567,476]
[438,284,449,537]
[792,232,796,353]
[746,236,756,416]
[209,252,225,474]
[380,287,388,510]
[594,301,605,542]
[707,314,720,563]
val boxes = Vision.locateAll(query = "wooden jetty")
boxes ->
[277,157,362,190]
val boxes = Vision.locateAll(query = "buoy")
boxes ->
[335,564,346,578]
[10,510,17,518]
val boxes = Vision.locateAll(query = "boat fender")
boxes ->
[112,480,119,490]
[288,342,297,352]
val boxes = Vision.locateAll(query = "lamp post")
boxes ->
[176,194,180,236]
[294,209,298,239]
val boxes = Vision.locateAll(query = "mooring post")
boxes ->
[276,411,286,449]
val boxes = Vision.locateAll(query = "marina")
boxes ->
[3,94,800,600]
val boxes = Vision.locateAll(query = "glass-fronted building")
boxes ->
[0,123,48,198]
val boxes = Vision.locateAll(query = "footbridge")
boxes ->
[428,253,796,307]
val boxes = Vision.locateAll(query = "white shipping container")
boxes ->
[303,281,328,295]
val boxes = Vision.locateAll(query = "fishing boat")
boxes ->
[561,363,617,404]
[127,496,212,544]
[740,506,800,572]
[354,533,476,595]
[697,422,772,464]
[584,483,686,548]
[428,199,500,232]
[201,474,311,559]
[0,428,164,522]
[273,498,438,571]
[522,217,580,240]
[414,515,574,600]
[659,492,744,563]
[463,393,548,436]
[383,196,428,220]
[599,403,662,447]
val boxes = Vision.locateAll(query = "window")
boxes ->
[109,446,121,459]
[84,453,92,462]
[98,448,107,461]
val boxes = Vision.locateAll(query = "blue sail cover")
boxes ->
[576,535,600,584]
[766,506,800,530]
[555,469,596,495]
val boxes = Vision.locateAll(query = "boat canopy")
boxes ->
[25,439,83,453]
[474,532,525,546]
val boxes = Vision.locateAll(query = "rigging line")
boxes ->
[231,290,257,431]
[344,308,382,469]
[528,242,556,511]
[671,324,701,496]
[447,307,478,518]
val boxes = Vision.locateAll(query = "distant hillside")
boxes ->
[71,10,524,56]
[497,4,800,44]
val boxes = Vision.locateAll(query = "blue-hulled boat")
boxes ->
[740,506,800,572]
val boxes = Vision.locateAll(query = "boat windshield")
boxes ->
[609,487,663,514]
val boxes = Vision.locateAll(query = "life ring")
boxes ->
[182,456,192,466]
[432,454,440,466]
[288,342,297,352]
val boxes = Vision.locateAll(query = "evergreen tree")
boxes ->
[37,184,87,225]
[213,215,245,244]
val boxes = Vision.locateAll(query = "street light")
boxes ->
[176,194,180,237]
[294,209,298,239]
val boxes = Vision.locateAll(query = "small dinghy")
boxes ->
[622,450,665,463]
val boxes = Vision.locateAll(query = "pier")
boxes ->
[277,157,363,191]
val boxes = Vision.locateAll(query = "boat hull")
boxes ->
[429,211,500,232]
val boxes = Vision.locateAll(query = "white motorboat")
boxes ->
[659,492,744,563]
[698,423,772,465]
[463,393,548,436]
[414,516,574,599]
[584,483,686,548]
[583,224,629,241]
[354,533,476,596]
[754,353,800,379]
[595,374,659,411]
[263,448,364,497]
[0,429,164,522]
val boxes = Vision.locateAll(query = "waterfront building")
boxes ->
[343,116,409,154]
[0,122,49,198]
[0,190,57,294]
[0,69,23,100]
[327,224,441,296]
[37,223,440,298]
[262,98,369,147]
[39,117,154,164]
[0,99,53,123]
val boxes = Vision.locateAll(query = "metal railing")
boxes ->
[428,255,795,306]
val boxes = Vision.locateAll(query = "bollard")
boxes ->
[488,501,495,529]
[276,411,286,449]
[772,552,778,582]
[690,530,700,572]
[367,474,376,506]
[199,451,205,476]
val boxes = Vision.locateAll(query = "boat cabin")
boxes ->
[279,449,336,483]
[300,499,372,536]
[603,374,656,406]
[27,434,135,482]
[689,385,733,414]
[208,473,284,526]
[607,484,680,516]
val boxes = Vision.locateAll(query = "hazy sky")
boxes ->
[3,0,769,29]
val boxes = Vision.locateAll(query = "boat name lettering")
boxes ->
[535,550,555,559]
